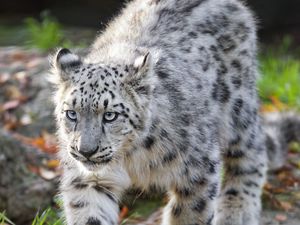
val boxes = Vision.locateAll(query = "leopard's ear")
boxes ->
[124,52,155,95]
[133,51,151,73]
[50,48,82,83]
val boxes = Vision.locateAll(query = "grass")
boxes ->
[0,211,15,225]
[0,11,93,51]
[258,38,300,110]
[24,11,68,51]
[31,208,63,225]
[0,208,62,225]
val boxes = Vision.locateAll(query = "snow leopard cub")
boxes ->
[51,0,270,224]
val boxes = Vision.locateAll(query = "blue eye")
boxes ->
[103,112,118,123]
[66,110,77,122]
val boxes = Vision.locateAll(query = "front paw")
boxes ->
[215,207,260,225]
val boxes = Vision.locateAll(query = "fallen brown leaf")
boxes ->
[119,206,129,222]
[0,72,10,84]
[275,214,287,222]
[46,159,60,169]
[279,201,293,211]
[1,100,22,111]
[12,132,58,154]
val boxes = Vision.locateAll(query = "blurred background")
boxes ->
[0,1,300,225]
[1,0,300,45]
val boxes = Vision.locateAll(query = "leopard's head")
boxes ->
[50,48,155,170]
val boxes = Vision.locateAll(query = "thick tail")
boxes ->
[262,111,300,170]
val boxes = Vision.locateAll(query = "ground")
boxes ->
[0,47,300,225]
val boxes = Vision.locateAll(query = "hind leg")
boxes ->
[215,110,268,225]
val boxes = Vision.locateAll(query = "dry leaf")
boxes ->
[279,201,292,211]
[12,132,58,154]
[275,214,287,222]
[119,206,129,222]
[5,85,22,99]
[27,164,40,175]
[26,58,43,69]
[260,104,278,113]
[1,100,21,111]
[46,159,60,169]
[11,50,26,61]
[0,72,10,84]
[269,96,287,110]
[3,113,19,130]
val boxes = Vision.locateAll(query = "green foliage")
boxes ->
[24,11,70,51]
[258,38,300,110]
[0,211,15,225]
[31,208,63,225]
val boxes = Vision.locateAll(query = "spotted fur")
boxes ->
[50,0,300,225]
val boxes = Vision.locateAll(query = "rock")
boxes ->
[0,129,57,224]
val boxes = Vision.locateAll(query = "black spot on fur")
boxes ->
[72,98,77,107]
[178,128,188,139]
[231,59,242,72]
[243,189,250,195]
[217,35,236,52]
[156,69,169,79]
[188,155,202,167]
[71,178,88,189]
[188,31,198,39]
[162,151,177,164]
[231,76,242,88]
[190,175,207,186]
[178,0,206,14]
[202,156,217,174]
[244,180,259,188]
[179,113,191,126]
[109,91,115,99]
[233,101,257,130]
[129,119,137,129]
[160,129,169,138]
[171,204,182,217]
[232,98,243,115]
[234,23,250,42]
[143,136,155,149]
[226,165,261,177]
[192,198,206,213]
[208,183,218,199]
[103,99,108,108]
[225,188,239,196]
[265,134,275,153]
[211,78,231,103]
[217,63,228,77]
[136,85,150,95]
[225,149,245,158]
[225,3,240,12]
[175,186,193,197]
